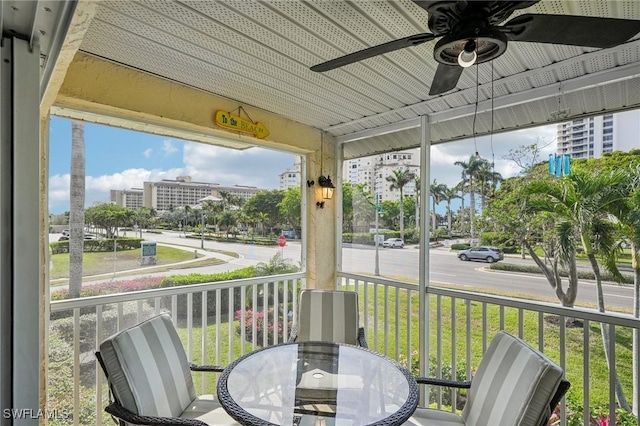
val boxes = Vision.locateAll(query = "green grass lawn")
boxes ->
[49,245,216,279]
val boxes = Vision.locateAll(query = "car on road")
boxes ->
[382,238,404,248]
[58,233,99,241]
[458,246,504,263]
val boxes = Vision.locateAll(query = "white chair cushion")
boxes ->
[461,331,563,426]
[297,290,359,344]
[404,408,465,426]
[99,314,196,417]
[180,395,239,425]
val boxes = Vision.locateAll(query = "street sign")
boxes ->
[141,241,157,265]
[277,235,286,247]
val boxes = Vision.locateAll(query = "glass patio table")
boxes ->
[217,341,418,426]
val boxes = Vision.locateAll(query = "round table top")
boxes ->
[217,341,418,426]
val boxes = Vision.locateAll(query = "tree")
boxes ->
[430,179,447,230]
[242,189,285,235]
[348,183,375,233]
[476,161,502,211]
[85,203,133,238]
[502,138,555,174]
[526,168,631,411]
[454,155,484,240]
[487,168,579,309]
[278,187,301,235]
[68,121,85,298]
[379,200,400,230]
[441,185,459,233]
[218,211,237,238]
[386,168,416,240]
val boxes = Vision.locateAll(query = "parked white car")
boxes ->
[382,238,404,248]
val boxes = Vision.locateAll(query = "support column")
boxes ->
[0,37,43,425]
[418,115,431,402]
[305,133,337,290]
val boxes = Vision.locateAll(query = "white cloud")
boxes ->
[49,167,185,213]
[162,140,178,155]
[143,148,153,158]
[182,144,297,188]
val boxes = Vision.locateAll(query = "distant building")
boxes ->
[110,188,144,210]
[557,111,640,159]
[141,176,263,212]
[343,150,419,202]
[279,160,301,189]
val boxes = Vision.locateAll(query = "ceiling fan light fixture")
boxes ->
[457,39,477,67]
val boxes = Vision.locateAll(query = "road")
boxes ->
[140,231,636,312]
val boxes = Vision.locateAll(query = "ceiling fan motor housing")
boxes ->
[433,27,508,66]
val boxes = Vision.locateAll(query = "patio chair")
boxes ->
[404,331,570,426]
[288,289,367,347]
[95,313,239,426]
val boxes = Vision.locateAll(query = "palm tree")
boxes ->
[441,185,460,233]
[218,211,236,238]
[386,168,416,240]
[476,161,503,211]
[526,169,631,411]
[430,179,447,231]
[454,155,484,241]
[68,120,85,298]
[257,212,268,237]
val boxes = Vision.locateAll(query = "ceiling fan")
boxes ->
[310,1,640,96]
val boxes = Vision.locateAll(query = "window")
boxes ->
[603,128,613,134]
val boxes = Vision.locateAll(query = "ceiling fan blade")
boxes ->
[429,64,464,95]
[310,33,435,72]
[504,14,640,48]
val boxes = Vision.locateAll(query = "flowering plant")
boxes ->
[235,308,291,346]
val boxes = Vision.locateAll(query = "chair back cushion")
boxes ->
[297,290,359,344]
[461,331,564,426]
[99,313,197,418]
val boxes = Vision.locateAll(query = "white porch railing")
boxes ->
[338,272,640,426]
[48,273,305,426]
[48,272,640,426]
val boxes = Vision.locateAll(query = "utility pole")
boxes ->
[200,210,205,249]
[375,193,380,276]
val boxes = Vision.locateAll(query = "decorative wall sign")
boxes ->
[214,108,269,139]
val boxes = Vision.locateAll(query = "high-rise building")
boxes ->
[556,110,640,159]
[134,176,263,212]
[343,150,419,201]
[110,188,144,210]
[279,160,301,189]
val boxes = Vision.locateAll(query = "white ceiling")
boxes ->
[9,0,640,159]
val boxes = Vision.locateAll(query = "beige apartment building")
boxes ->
[112,176,263,212]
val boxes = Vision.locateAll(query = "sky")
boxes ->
[48,116,557,214]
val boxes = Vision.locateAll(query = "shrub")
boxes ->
[51,276,164,301]
[398,351,470,409]
[489,263,634,284]
[235,308,292,346]
[51,302,155,354]
[50,238,144,254]
[450,243,470,251]
[158,268,259,319]
[47,330,101,425]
